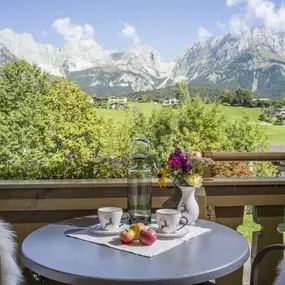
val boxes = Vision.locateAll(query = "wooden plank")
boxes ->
[0,186,172,199]
[1,210,98,224]
[207,195,285,206]
[203,151,285,161]
[0,177,284,189]
[203,177,285,186]
[205,186,285,196]
[0,196,169,211]
[213,206,244,285]
[216,267,244,285]
[251,205,284,285]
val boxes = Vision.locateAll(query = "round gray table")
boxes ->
[21,217,249,285]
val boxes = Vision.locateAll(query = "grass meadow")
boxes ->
[95,102,285,144]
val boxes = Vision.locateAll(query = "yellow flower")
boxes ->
[157,165,169,187]
[188,175,203,188]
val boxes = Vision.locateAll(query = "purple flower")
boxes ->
[40,160,44,166]
[174,148,183,156]
[33,160,37,164]
[66,151,74,159]
[182,160,192,172]
[107,157,113,161]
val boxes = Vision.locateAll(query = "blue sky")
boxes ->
[0,0,284,61]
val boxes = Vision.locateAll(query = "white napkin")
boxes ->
[67,224,211,258]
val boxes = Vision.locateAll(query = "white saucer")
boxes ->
[149,226,189,238]
[89,224,127,235]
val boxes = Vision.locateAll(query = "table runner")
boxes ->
[67,224,211,258]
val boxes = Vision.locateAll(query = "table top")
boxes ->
[21,217,249,285]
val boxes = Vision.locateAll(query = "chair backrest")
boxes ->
[0,219,22,285]
[250,244,285,285]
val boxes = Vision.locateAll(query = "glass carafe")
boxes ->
[127,138,152,224]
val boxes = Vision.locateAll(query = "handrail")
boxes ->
[202,151,285,161]
[0,177,284,188]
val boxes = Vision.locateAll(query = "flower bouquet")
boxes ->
[156,148,214,224]
[156,148,214,188]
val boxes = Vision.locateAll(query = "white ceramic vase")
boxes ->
[177,186,199,224]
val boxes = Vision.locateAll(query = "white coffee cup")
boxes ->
[156,209,188,234]
[98,207,130,231]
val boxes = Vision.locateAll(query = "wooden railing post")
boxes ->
[212,206,245,285]
[251,205,284,285]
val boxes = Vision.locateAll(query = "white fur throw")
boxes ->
[274,259,285,285]
[0,219,23,285]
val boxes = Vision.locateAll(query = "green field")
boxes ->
[96,103,285,144]
[218,105,263,122]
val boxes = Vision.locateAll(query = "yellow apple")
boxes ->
[129,223,146,239]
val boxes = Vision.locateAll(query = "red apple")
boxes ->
[138,229,157,246]
[129,223,147,239]
[119,229,135,244]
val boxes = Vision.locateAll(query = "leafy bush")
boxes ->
[0,60,276,179]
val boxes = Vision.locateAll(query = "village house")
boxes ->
[107,96,128,110]
[162,98,180,106]
[253,98,270,101]
[276,107,285,117]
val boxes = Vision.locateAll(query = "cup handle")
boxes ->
[121,212,131,224]
[177,216,188,231]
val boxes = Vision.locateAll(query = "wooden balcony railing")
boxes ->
[0,151,284,285]
[202,151,285,285]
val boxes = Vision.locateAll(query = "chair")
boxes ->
[250,244,285,285]
[196,244,285,285]
[0,218,23,285]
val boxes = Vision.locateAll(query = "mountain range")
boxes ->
[1,27,285,97]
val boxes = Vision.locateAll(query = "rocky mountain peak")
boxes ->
[0,27,285,96]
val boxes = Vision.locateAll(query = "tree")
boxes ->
[145,95,270,167]
[281,96,285,106]
[234,88,254,107]
[0,59,50,168]
[0,60,107,179]
[218,89,232,105]
[172,82,189,105]
[141,94,152,102]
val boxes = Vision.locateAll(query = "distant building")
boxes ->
[108,96,128,104]
[90,96,105,104]
[107,96,128,110]
[276,108,285,117]
[253,98,270,101]
[162,98,180,106]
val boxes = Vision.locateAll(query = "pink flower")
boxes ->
[168,154,181,168]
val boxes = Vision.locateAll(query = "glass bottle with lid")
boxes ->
[127,138,152,224]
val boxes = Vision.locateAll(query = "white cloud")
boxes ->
[227,0,246,6]
[42,30,48,36]
[52,18,94,41]
[198,27,212,42]
[228,14,249,36]
[121,23,140,46]
[226,0,285,35]
[247,0,285,32]
[217,21,227,31]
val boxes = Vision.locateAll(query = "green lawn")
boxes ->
[95,103,285,144]
[238,214,261,243]
[238,214,284,243]
[265,125,285,144]
[217,105,263,122]
[96,102,162,123]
